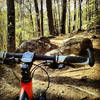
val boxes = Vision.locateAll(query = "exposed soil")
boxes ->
[0,31,100,100]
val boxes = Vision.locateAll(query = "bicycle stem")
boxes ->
[21,64,32,83]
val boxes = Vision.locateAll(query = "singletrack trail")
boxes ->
[0,31,100,100]
[33,32,100,100]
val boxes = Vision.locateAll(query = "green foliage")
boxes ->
[0,6,7,51]
[0,0,100,51]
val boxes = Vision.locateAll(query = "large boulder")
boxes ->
[16,37,58,54]
[45,38,93,56]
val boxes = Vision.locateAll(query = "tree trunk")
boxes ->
[86,0,88,20]
[53,0,57,30]
[79,0,82,31]
[57,0,61,30]
[28,0,33,27]
[87,0,91,21]
[34,0,40,36]
[41,0,44,37]
[53,0,59,35]
[60,0,67,34]
[18,0,23,44]
[28,0,34,36]
[7,0,15,52]
[68,0,71,33]
[91,0,94,18]
[46,0,55,35]
[95,0,98,15]
[73,0,76,31]
[95,0,100,33]
[86,0,91,31]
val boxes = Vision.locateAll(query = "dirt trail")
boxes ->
[33,32,100,100]
[0,32,100,100]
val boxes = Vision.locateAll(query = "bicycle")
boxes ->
[0,47,94,100]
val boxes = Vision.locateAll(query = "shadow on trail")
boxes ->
[66,68,90,73]
[34,75,100,90]
[50,76,100,89]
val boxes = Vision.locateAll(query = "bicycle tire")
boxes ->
[19,91,29,100]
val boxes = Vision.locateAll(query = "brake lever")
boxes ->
[57,63,65,69]
[43,60,58,69]
[43,60,65,69]
[4,57,20,65]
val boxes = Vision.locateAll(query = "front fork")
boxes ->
[19,80,33,100]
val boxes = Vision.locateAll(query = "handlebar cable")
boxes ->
[31,62,50,96]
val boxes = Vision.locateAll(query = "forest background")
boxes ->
[0,0,100,52]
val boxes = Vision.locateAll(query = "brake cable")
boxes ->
[31,62,50,97]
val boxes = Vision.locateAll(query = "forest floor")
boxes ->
[0,31,100,100]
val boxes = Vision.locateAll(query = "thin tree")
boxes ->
[53,0,57,30]
[91,0,94,18]
[95,0,98,16]
[28,0,34,31]
[86,0,88,20]
[53,0,59,34]
[46,0,56,35]
[57,0,61,29]
[78,0,82,31]
[68,0,71,33]
[95,0,100,32]
[41,0,44,37]
[73,0,76,31]
[7,0,15,52]
[86,0,91,21]
[34,0,40,36]
[60,0,67,34]
[18,0,24,44]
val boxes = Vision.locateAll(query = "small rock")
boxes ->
[80,96,88,100]
[92,35,97,39]
[60,90,64,93]
[80,76,88,82]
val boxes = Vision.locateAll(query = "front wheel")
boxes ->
[19,91,29,100]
